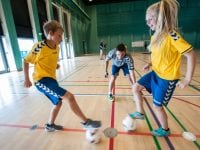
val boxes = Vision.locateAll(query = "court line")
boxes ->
[189,84,200,92]
[134,68,200,149]
[142,107,162,149]
[191,78,200,84]
[144,97,174,149]
[1,123,199,138]
[173,97,200,108]
[165,106,200,148]
[58,64,88,82]
[7,92,200,99]
[109,83,116,150]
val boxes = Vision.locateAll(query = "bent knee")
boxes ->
[153,105,163,111]
[63,92,75,100]
[132,83,144,93]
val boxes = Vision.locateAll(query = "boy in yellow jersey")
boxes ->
[23,20,101,132]
[129,0,196,137]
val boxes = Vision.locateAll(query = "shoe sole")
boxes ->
[151,131,170,137]
[129,114,145,120]
[108,97,114,102]
[45,128,56,132]
[45,128,63,132]
[83,126,101,130]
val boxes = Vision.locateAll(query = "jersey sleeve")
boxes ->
[170,31,193,54]
[106,49,115,61]
[24,42,44,64]
[125,54,134,70]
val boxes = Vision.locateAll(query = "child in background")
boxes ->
[105,43,136,101]
[99,40,106,60]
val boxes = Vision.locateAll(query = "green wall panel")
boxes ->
[86,0,200,53]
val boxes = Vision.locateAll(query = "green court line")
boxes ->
[189,84,200,92]
[165,106,200,148]
[134,69,161,149]
[135,68,200,149]
[144,112,161,149]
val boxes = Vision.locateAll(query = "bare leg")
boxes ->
[62,92,87,122]
[132,83,145,114]
[48,102,62,124]
[109,75,117,94]
[154,105,168,129]
[100,50,103,60]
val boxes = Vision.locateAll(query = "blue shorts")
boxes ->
[111,64,130,76]
[138,71,178,106]
[35,77,67,105]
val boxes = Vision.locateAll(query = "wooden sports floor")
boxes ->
[0,52,199,150]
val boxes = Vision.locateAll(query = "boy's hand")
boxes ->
[24,80,32,88]
[105,72,109,78]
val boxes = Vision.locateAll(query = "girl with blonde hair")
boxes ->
[129,0,196,137]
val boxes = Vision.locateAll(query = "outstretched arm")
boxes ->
[23,61,32,88]
[105,60,109,78]
[129,69,136,84]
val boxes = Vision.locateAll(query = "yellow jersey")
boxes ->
[24,41,59,81]
[151,31,192,80]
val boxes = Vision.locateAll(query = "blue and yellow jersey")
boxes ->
[24,41,59,81]
[106,49,134,70]
[151,31,193,80]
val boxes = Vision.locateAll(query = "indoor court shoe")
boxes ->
[82,119,101,129]
[108,94,114,102]
[45,123,63,132]
[151,127,170,137]
[129,112,145,120]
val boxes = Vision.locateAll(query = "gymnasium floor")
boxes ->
[0,52,199,150]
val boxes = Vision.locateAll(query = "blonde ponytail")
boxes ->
[147,0,179,48]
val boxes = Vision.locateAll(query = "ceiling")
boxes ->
[82,0,142,5]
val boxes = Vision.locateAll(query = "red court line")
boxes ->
[0,123,200,138]
[173,97,200,108]
[118,131,200,138]
[109,84,116,150]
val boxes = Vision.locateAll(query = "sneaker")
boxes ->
[82,119,101,129]
[129,112,145,120]
[151,127,170,137]
[45,123,63,132]
[108,94,114,102]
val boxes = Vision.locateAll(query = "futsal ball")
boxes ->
[122,115,136,132]
[85,128,102,144]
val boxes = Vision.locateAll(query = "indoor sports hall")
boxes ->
[0,0,199,150]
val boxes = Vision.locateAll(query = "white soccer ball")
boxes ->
[85,128,102,144]
[122,115,136,132]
